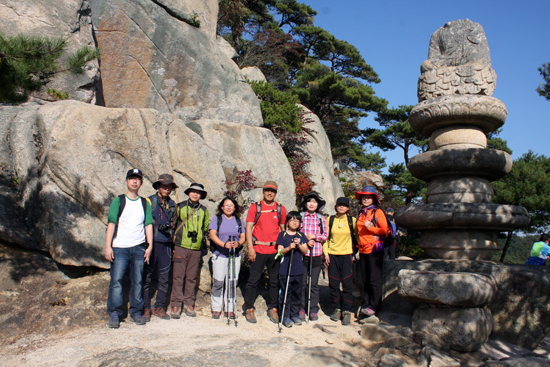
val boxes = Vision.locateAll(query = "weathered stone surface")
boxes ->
[378,354,413,367]
[299,105,344,214]
[0,0,99,103]
[383,260,550,350]
[398,269,497,306]
[417,346,461,367]
[427,177,494,204]
[361,324,410,342]
[241,66,267,83]
[216,35,239,60]
[410,95,507,137]
[412,331,450,353]
[429,126,487,150]
[484,357,550,367]
[0,101,295,267]
[419,230,499,260]
[418,19,496,102]
[396,203,530,231]
[408,148,512,181]
[381,336,412,349]
[91,0,263,126]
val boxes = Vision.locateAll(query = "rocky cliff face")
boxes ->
[0,0,342,268]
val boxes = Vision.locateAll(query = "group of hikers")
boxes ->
[105,169,397,329]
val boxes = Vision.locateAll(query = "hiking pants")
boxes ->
[170,246,201,308]
[328,254,354,312]
[243,252,280,311]
[143,241,173,310]
[384,244,396,260]
[301,255,322,314]
[359,251,384,311]
[211,252,242,312]
[107,244,146,318]
[279,274,303,320]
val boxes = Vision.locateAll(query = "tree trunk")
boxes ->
[499,230,514,263]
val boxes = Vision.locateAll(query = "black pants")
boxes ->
[384,244,396,260]
[279,274,303,320]
[301,255,322,314]
[359,252,383,311]
[243,252,280,310]
[328,254,354,312]
[142,241,173,309]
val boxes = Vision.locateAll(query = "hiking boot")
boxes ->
[330,309,342,322]
[224,312,236,320]
[360,307,376,317]
[342,311,352,325]
[152,307,170,320]
[298,309,306,322]
[291,316,302,326]
[142,309,151,322]
[108,312,120,329]
[245,309,257,324]
[212,311,221,319]
[309,312,318,321]
[267,308,279,323]
[184,305,196,317]
[282,318,293,328]
[171,306,181,319]
[129,313,146,325]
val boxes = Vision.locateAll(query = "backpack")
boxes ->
[300,212,324,235]
[253,201,282,226]
[328,214,359,252]
[372,208,396,248]
[112,194,148,242]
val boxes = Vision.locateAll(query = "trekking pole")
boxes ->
[307,249,313,323]
[226,236,232,326]
[279,237,295,333]
[232,244,238,327]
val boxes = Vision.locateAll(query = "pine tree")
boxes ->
[0,32,99,103]
[536,62,550,100]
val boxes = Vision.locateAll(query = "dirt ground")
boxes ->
[1,242,549,367]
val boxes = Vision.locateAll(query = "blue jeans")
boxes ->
[107,244,146,317]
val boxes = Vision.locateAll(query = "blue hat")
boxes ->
[126,168,144,179]
[355,186,379,203]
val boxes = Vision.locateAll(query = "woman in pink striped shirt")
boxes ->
[298,192,328,322]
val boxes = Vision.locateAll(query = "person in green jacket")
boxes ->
[170,183,209,319]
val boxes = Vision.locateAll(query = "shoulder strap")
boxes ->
[216,214,223,234]
[236,217,242,234]
[140,197,147,216]
[317,213,324,234]
[276,203,281,223]
[112,194,126,241]
[348,214,359,248]
[253,202,262,226]
[328,215,335,240]
[172,201,201,241]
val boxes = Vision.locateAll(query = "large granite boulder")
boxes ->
[383,260,550,350]
[0,0,100,103]
[91,0,263,126]
[398,269,497,306]
[412,307,493,352]
[0,100,294,268]
[299,105,344,214]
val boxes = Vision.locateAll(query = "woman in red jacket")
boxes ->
[355,186,388,318]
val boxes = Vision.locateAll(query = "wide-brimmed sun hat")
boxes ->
[355,186,379,203]
[298,191,326,212]
[184,183,207,200]
[152,173,179,190]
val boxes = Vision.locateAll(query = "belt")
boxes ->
[254,241,275,246]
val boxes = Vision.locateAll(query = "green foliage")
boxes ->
[250,81,302,132]
[384,163,426,204]
[536,62,550,100]
[0,32,99,103]
[47,88,69,100]
[487,129,512,154]
[396,235,426,259]
[492,234,539,264]
[493,151,550,231]
[67,45,100,74]
[185,12,201,27]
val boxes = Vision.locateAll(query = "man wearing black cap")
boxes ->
[142,174,178,321]
[105,168,154,328]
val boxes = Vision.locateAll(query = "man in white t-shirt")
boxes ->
[105,169,154,328]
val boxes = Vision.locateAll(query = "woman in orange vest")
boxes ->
[355,186,388,318]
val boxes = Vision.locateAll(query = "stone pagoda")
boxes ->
[395,19,530,260]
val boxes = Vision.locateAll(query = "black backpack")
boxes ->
[372,208,396,248]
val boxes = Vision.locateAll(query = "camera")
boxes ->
[158,224,172,236]
[188,231,198,242]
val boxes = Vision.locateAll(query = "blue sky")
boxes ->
[302,0,549,171]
